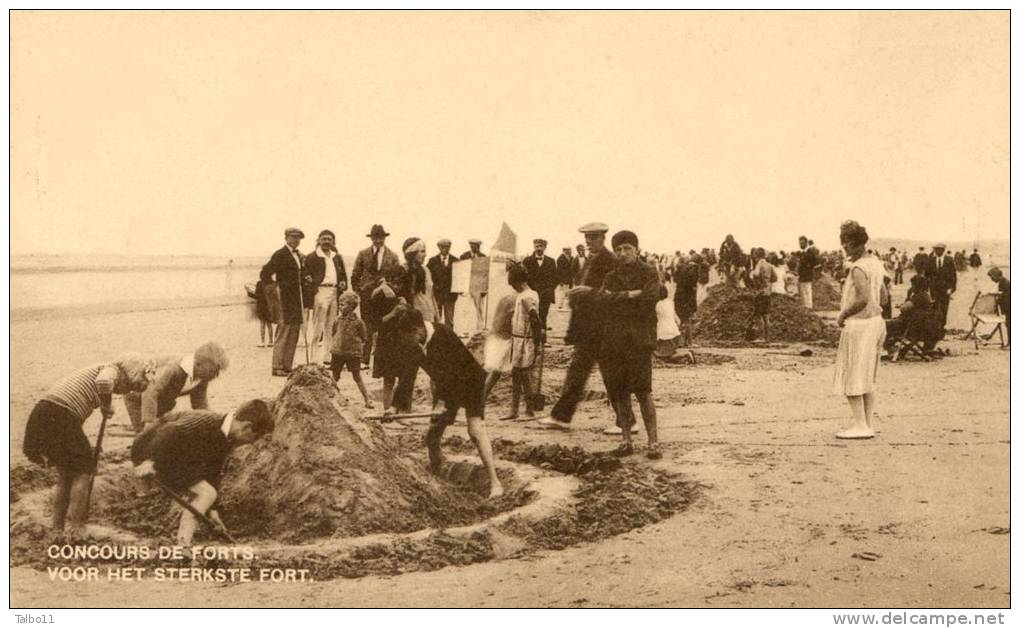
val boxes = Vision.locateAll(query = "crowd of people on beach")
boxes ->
[22,217,1010,548]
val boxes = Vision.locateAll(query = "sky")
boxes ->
[10,10,1009,259]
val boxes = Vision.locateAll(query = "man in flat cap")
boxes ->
[929,242,957,328]
[351,225,401,366]
[461,239,488,331]
[523,238,559,330]
[427,238,458,326]
[538,222,619,431]
[556,246,574,311]
[305,229,349,365]
[260,228,307,375]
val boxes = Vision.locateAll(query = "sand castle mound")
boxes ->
[218,367,523,543]
[694,285,839,344]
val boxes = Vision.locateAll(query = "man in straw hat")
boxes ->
[260,228,307,376]
[351,224,401,366]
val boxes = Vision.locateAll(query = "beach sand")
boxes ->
[9,269,1009,607]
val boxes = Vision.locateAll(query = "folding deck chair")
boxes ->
[967,292,1007,350]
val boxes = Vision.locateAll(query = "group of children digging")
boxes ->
[23,228,662,544]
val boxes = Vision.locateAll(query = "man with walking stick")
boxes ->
[260,228,308,376]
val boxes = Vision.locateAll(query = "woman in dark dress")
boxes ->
[372,265,414,414]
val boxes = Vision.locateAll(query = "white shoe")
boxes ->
[603,424,640,436]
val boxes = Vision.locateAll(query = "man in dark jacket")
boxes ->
[928,242,957,328]
[131,398,274,547]
[397,310,503,498]
[351,225,401,365]
[970,249,983,270]
[912,247,929,277]
[556,247,574,311]
[260,228,306,376]
[304,229,349,365]
[426,238,457,326]
[522,238,559,329]
[538,222,618,431]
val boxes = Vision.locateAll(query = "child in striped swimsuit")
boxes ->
[23,353,155,540]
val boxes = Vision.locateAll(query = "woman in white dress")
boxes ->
[832,220,889,439]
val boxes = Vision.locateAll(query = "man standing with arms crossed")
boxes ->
[537,222,618,431]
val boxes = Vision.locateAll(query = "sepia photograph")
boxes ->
[8,9,1012,615]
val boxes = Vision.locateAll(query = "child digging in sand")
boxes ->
[330,293,373,408]
[594,230,663,459]
[397,309,504,498]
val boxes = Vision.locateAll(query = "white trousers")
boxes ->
[799,281,813,309]
[312,286,338,363]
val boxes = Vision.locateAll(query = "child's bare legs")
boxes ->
[518,368,536,417]
[498,371,520,420]
[64,472,92,540]
[382,377,395,411]
[762,316,769,343]
[467,415,503,498]
[614,395,635,456]
[484,371,501,400]
[836,394,875,439]
[177,481,217,547]
[425,422,447,473]
[636,392,661,459]
[351,368,373,408]
[52,467,73,534]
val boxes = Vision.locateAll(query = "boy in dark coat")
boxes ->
[597,230,662,459]
[132,399,274,546]
[397,310,503,498]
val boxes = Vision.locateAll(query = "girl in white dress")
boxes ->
[832,220,889,439]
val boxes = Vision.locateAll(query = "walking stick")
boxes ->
[85,408,112,510]
[152,477,238,544]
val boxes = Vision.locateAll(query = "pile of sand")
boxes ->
[693,285,839,344]
[219,366,525,542]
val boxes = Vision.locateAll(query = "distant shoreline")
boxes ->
[10,294,251,322]
[10,262,263,275]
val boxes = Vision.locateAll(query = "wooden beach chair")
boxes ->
[967,292,1007,350]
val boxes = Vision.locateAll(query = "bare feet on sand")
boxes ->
[488,483,504,499]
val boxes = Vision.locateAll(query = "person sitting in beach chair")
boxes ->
[396,309,504,498]
[131,399,274,546]
[885,275,942,361]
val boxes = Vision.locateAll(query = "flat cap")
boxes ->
[578,222,609,234]
[437,238,452,247]
[934,242,947,248]
[533,238,548,245]
[468,238,482,245]
[285,227,305,238]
